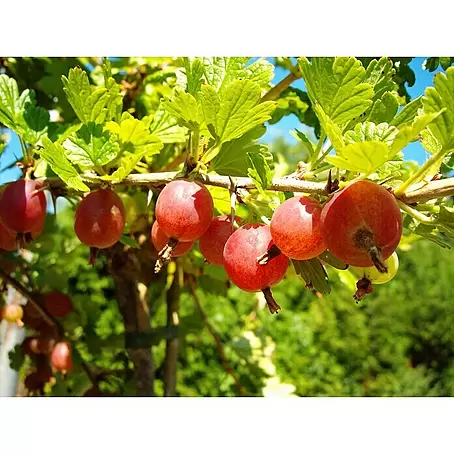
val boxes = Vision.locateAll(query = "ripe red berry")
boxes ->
[320,180,402,270]
[270,196,326,260]
[199,215,241,266]
[50,341,73,373]
[74,189,125,263]
[151,221,193,257]
[223,223,289,314]
[155,180,214,242]
[0,179,47,234]
[0,222,17,251]
[44,291,73,318]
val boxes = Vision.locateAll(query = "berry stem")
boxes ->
[155,238,179,273]
[257,244,282,265]
[261,287,281,314]
[353,228,388,274]
[88,247,99,266]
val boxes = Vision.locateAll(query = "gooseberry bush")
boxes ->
[0,56,454,397]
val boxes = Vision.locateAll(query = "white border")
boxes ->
[0,397,453,453]
[2,0,453,56]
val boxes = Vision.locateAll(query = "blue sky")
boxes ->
[0,57,441,185]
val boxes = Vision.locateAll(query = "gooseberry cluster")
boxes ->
[0,175,403,324]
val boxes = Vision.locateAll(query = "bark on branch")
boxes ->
[41,172,454,203]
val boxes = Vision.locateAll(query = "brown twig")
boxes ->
[261,72,300,102]
[0,267,97,388]
[41,172,454,204]
[189,280,247,396]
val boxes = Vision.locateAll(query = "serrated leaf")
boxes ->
[0,75,49,146]
[390,96,423,127]
[247,151,273,194]
[243,59,275,88]
[292,258,331,294]
[161,88,199,130]
[326,141,389,174]
[182,57,204,97]
[22,104,50,145]
[101,148,156,183]
[201,79,275,149]
[0,74,22,128]
[390,110,446,159]
[211,125,267,176]
[39,136,89,191]
[199,84,220,138]
[63,123,120,168]
[368,91,399,124]
[105,112,162,155]
[313,103,344,150]
[423,67,454,150]
[420,127,442,155]
[270,87,310,125]
[364,57,398,101]
[298,57,373,125]
[344,122,398,147]
[149,106,186,143]
[62,67,111,124]
[201,57,250,92]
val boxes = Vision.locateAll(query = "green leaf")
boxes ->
[439,57,453,71]
[318,250,348,270]
[63,123,120,168]
[0,74,23,128]
[439,205,454,227]
[0,75,49,146]
[211,125,268,176]
[313,104,344,150]
[326,141,390,174]
[105,112,162,156]
[344,122,398,148]
[292,129,315,157]
[420,127,442,155]
[201,57,250,91]
[298,57,373,125]
[368,91,399,124]
[270,87,310,125]
[119,235,140,248]
[101,149,154,183]
[242,59,274,88]
[201,79,275,148]
[390,110,446,158]
[149,106,186,143]
[292,258,331,294]
[62,67,113,125]
[39,136,89,191]
[364,57,398,101]
[422,67,454,150]
[247,151,273,194]
[22,104,50,145]
[161,88,200,130]
[390,96,423,127]
[181,57,204,97]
